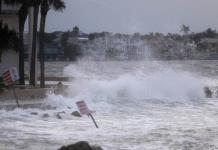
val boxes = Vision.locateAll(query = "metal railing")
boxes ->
[0,10,19,14]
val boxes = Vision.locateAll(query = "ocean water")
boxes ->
[1,60,218,150]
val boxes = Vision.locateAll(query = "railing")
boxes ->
[0,10,19,14]
[25,76,75,81]
[0,2,20,14]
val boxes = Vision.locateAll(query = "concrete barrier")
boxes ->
[0,85,67,106]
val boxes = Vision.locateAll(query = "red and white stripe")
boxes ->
[2,70,12,86]
[76,100,91,115]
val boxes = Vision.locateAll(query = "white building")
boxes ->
[0,1,20,75]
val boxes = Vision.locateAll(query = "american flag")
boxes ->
[2,70,12,86]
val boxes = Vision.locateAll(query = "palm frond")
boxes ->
[0,21,19,52]
[49,0,65,11]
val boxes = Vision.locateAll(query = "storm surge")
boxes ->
[1,61,218,150]
[47,61,206,109]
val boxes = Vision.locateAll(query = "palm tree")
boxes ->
[39,0,65,88]
[0,22,19,62]
[4,0,65,87]
[3,0,40,86]
[18,3,28,85]
[180,24,190,35]
[29,0,41,86]
[3,0,35,85]
[3,0,28,85]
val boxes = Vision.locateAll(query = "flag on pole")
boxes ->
[2,70,12,86]
[1,67,19,86]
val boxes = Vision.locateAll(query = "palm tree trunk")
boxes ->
[18,4,28,85]
[39,11,47,88]
[39,0,49,88]
[0,1,2,13]
[29,5,39,86]
[0,50,2,62]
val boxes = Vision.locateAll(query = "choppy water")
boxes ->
[2,60,218,150]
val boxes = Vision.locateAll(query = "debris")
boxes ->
[42,113,49,118]
[30,112,38,115]
[56,113,62,119]
[204,87,212,98]
[71,111,82,117]
[57,81,64,88]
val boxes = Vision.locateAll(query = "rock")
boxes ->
[30,112,38,115]
[58,141,93,150]
[71,111,82,117]
[204,87,212,98]
[56,113,62,119]
[57,81,64,88]
[58,141,103,150]
[92,145,103,150]
[42,113,49,118]
[55,82,65,94]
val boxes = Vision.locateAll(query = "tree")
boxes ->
[204,28,217,38]
[39,0,65,88]
[3,0,39,85]
[64,44,81,61]
[88,33,97,41]
[0,1,2,12]
[0,22,19,62]
[4,0,64,86]
[18,3,28,85]
[180,24,190,35]
[72,26,79,37]
[61,31,70,59]
[3,0,28,85]
[29,1,41,86]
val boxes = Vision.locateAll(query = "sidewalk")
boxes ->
[0,86,66,106]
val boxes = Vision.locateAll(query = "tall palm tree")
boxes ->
[39,0,65,88]
[29,1,40,86]
[4,0,40,86]
[3,0,27,85]
[4,0,65,87]
[18,1,29,85]
[180,24,190,35]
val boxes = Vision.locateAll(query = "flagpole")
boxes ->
[2,68,20,107]
[89,113,99,128]
[11,85,20,107]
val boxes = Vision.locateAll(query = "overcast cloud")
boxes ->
[45,0,218,34]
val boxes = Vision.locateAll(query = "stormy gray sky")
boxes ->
[45,0,218,34]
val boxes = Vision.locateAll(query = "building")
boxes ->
[0,1,20,75]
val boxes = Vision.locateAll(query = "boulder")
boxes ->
[204,87,212,98]
[56,113,62,119]
[92,145,103,150]
[42,113,49,118]
[71,111,82,117]
[58,141,93,150]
